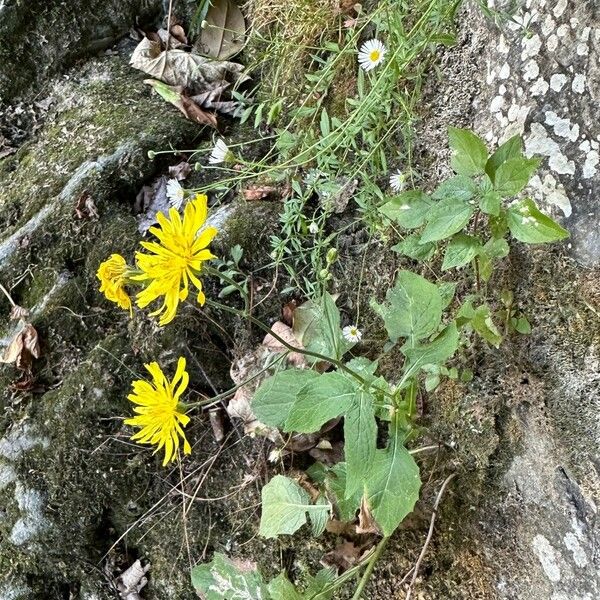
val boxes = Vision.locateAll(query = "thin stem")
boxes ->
[0,281,16,307]
[351,536,390,600]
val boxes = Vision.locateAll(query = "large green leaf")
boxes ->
[420,198,475,244]
[379,190,434,229]
[485,135,523,181]
[448,127,488,176]
[252,369,319,428]
[365,417,421,537]
[432,175,477,201]
[191,553,268,600]
[392,234,436,261]
[344,389,377,498]
[401,324,459,370]
[259,475,330,538]
[441,233,482,270]
[494,157,541,196]
[507,199,569,244]
[284,372,355,433]
[372,271,442,343]
[268,574,304,600]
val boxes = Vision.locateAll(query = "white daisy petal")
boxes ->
[342,325,362,343]
[389,170,406,193]
[166,178,185,210]
[308,221,319,234]
[209,139,231,164]
[358,39,386,72]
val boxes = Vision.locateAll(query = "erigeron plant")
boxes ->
[97,127,568,598]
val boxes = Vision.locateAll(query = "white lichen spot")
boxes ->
[525,123,575,175]
[556,24,569,38]
[523,59,540,81]
[521,34,542,60]
[542,15,555,36]
[550,74,568,91]
[572,73,586,94]
[547,34,559,52]
[532,534,561,582]
[0,463,17,491]
[497,34,510,54]
[580,26,591,42]
[499,62,511,79]
[545,111,579,142]
[582,150,599,179]
[553,0,567,18]
[498,84,507,95]
[10,483,50,546]
[563,532,588,568]
[576,43,589,56]
[531,78,550,96]
[490,95,505,113]
[529,174,572,217]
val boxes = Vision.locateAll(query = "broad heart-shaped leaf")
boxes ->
[293,292,352,361]
[252,369,319,428]
[379,190,434,229]
[494,156,541,196]
[392,234,436,261]
[432,175,477,202]
[485,135,523,181]
[284,372,355,433]
[507,199,569,244]
[268,574,304,600]
[372,271,442,343]
[365,416,421,537]
[448,127,488,176]
[442,233,482,270]
[191,553,268,600]
[419,197,475,244]
[259,475,330,538]
[325,463,362,521]
[344,388,377,498]
[401,324,459,371]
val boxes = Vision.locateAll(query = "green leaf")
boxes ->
[448,127,488,176]
[442,234,482,270]
[304,569,336,599]
[284,372,355,433]
[191,553,268,600]
[420,198,475,244]
[269,574,304,600]
[379,190,433,229]
[494,157,541,196]
[293,293,351,361]
[310,496,330,536]
[365,416,421,537]
[372,271,442,343]
[513,315,532,334]
[507,199,569,244]
[392,234,436,261]
[344,389,377,498]
[259,475,330,538]
[432,175,477,201]
[438,282,457,309]
[325,463,361,521]
[252,370,320,428]
[480,190,501,216]
[471,304,502,347]
[485,135,523,181]
[401,324,459,369]
[320,108,330,137]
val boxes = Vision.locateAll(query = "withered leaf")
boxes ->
[157,25,188,49]
[190,82,238,115]
[9,305,29,321]
[1,323,41,371]
[262,321,307,367]
[114,559,150,600]
[135,175,170,234]
[357,496,380,535]
[168,161,192,181]
[195,0,246,60]
[321,541,363,573]
[75,191,99,220]
[242,185,278,201]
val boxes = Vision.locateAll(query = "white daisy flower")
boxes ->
[209,139,231,164]
[389,170,406,193]
[342,325,362,343]
[166,178,185,209]
[358,39,386,72]
[308,221,319,234]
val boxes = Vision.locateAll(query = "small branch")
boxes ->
[405,472,457,600]
[0,281,16,307]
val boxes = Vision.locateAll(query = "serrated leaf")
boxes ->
[268,574,304,600]
[191,553,268,600]
[259,475,330,538]
[442,233,482,270]
[448,127,488,176]
[391,235,436,261]
[485,135,523,181]
[494,157,541,196]
[344,389,377,498]
[379,190,433,229]
[420,198,475,244]
[372,271,442,343]
[252,370,319,428]
[284,372,355,433]
[365,416,421,537]
[507,199,569,244]
[401,324,459,370]
[432,175,477,201]
[480,190,501,216]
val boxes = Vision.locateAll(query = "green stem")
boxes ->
[351,536,390,600]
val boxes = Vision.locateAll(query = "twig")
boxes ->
[405,472,457,600]
[0,281,16,307]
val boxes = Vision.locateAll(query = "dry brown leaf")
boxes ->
[321,541,363,573]
[262,321,307,367]
[157,24,188,49]
[242,185,278,201]
[168,161,192,181]
[309,439,344,465]
[74,191,99,220]
[114,559,150,600]
[9,305,29,321]
[282,300,297,327]
[191,83,238,115]
[357,496,380,534]
[130,37,248,94]
[195,0,246,60]
[208,408,226,442]
[325,519,358,536]
[1,323,41,371]
[135,175,170,234]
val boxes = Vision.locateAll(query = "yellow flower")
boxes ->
[134,194,217,326]
[97,253,132,313]
[124,357,192,466]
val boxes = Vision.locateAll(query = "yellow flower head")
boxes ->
[97,253,132,313]
[124,357,192,466]
[134,194,217,326]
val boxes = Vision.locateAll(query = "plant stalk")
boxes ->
[351,536,390,600]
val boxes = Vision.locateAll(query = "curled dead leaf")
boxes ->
[242,184,279,201]
[114,559,150,600]
[135,175,170,234]
[191,83,238,115]
[1,323,41,371]
[9,305,29,321]
[357,496,380,535]
[168,161,192,181]
[321,541,363,573]
[262,321,307,367]
[74,191,99,220]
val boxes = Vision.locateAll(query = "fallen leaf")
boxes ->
[309,439,344,465]
[74,191,99,220]
[356,496,380,535]
[1,323,41,371]
[195,0,246,60]
[282,300,297,327]
[262,321,307,367]
[157,24,188,49]
[114,560,150,600]
[135,175,170,234]
[9,305,29,321]
[191,82,238,115]
[242,184,278,201]
[145,79,217,128]
[130,37,248,94]
[321,541,363,573]
[325,519,358,536]
[168,161,192,181]
[328,178,358,213]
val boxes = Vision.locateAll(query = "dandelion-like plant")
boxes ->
[124,357,192,466]
[96,253,133,313]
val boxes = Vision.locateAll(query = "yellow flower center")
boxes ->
[370,50,381,62]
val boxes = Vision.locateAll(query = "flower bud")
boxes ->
[147,150,156,160]
[326,248,338,264]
